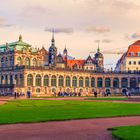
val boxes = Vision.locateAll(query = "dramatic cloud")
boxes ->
[45,27,74,34]
[85,25,110,33]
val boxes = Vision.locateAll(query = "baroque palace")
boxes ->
[0,35,140,96]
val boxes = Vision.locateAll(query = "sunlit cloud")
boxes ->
[45,27,74,34]
[85,25,110,33]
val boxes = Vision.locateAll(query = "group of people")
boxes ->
[54,91,82,97]
[14,91,31,99]
[93,90,111,97]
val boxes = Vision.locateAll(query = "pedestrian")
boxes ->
[14,92,17,99]
[94,91,97,97]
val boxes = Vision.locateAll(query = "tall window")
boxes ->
[5,75,8,84]
[44,75,49,86]
[15,74,18,86]
[85,77,90,87]
[5,57,8,67]
[72,76,77,87]
[1,57,4,68]
[36,74,41,86]
[10,75,13,84]
[66,76,70,87]
[79,77,83,87]
[130,78,137,88]
[51,75,56,87]
[121,78,128,88]
[97,78,102,88]
[91,77,95,87]
[58,76,64,86]
[17,56,22,65]
[27,74,33,86]
[10,56,13,66]
[25,57,30,66]
[105,78,111,88]
[113,78,119,88]
[20,74,24,86]
[33,58,37,66]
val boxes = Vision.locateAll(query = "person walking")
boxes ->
[14,92,17,99]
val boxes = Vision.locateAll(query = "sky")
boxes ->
[0,0,140,69]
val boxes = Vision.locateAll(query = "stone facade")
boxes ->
[0,35,140,96]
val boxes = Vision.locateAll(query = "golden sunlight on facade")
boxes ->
[0,35,140,96]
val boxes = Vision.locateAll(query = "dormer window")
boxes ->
[138,52,140,56]
[130,52,134,56]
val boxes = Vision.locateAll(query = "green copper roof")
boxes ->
[0,35,31,52]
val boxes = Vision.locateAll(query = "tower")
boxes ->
[95,42,104,71]
[63,46,68,67]
[48,31,57,67]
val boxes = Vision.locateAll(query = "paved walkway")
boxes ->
[0,116,140,140]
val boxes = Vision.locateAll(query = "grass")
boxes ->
[85,97,128,101]
[111,125,140,140]
[0,100,140,124]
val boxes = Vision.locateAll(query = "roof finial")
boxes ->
[97,40,100,52]
[19,34,22,41]
[51,28,55,45]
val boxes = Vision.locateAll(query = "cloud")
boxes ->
[44,27,74,34]
[102,39,112,43]
[94,39,112,43]
[85,25,110,33]
[0,16,13,27]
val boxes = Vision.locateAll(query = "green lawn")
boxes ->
[111,125,140,140]
[85,97,128,101]
[0,100,140,124]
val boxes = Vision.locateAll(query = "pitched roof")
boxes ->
[67,60,85,68]
[126,40,140,57]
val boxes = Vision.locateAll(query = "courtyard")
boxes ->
[0,97,140,139]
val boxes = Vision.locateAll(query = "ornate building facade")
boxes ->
[0,35,140,96]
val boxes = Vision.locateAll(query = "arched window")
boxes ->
[25,57,30,66]
[91,77,95,87]
[5,75,8,84]
[66,76,70,87]
[130,78,137,88]
[105,78,111,88]
[15,74,18,85]
[10,75,13,84]
[10,56,13,66]
[85,77,90,87]
[79,77,83,87]
[97,77,102,88]
[113,78,119,88]
[20,74,24,86]
[44,75,49,86]
[17,56,22,65]
[121,78,128,88]
[51,75,56,87]
[27,74,33,86]
[1,57,4,68]
[72,76,77,87]
[33,58,37,66]
[36,74,41,86]
[58,76,64,86]
[5,57,8,67]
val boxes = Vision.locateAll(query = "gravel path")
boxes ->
[0,116,140,140]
